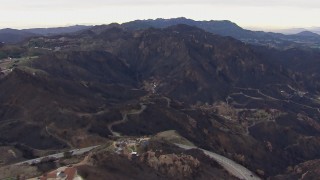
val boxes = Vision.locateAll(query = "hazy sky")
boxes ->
[0,0,319,29]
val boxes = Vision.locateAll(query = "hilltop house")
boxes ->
[37,167,78,180]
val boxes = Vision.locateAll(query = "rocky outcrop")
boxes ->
[142,151,200,178]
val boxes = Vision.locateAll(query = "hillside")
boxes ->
[2,18,320,49]
[0,29,37,44]
[0,25,90,44]
[0,24,320,179]
[119,17,320,49]
[23,25,91,35]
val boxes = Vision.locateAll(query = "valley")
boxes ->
[0,22,320,179]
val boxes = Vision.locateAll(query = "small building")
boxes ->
[131,151,138,155]
[39,167,78,180]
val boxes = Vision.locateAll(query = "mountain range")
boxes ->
[1,19,320,179]
[274,27,320,35]
[0,25,90,44]
[1,18,320,49]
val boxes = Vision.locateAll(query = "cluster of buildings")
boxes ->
[114,138,149,159]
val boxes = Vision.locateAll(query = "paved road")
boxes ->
[233,87,320,114]
[175,144,261,180]
[108,104,147,137]
[15,145,100,166]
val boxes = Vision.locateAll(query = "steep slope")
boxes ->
[78,140,238,180]
[1,24,320,178]
[117,17,320,48]
[253,46,320,92]
[122,17,247,38]
[0,51,145,149]
[92,25,302,103]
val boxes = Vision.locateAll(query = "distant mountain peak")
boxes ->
[295,31,320,37]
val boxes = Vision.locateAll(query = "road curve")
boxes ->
[108,104,147,137]
[175,143,261,180]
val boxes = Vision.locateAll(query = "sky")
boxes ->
[0,0,319,30]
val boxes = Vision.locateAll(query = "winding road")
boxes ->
[232,87,320,114]
[106,100,261,179]
[10,99,263,180]
[175,143,261,180]
[108,104,147,137]
[13,103,147,166]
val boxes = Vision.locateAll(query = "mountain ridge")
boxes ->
[1,23,320,179]
[1,18,320,49]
